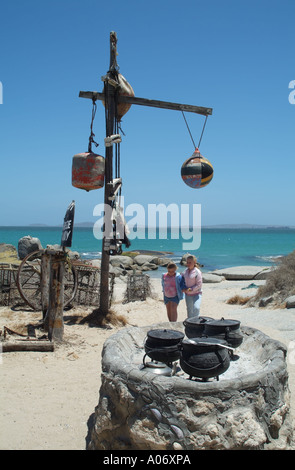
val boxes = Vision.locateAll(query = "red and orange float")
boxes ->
[72,152,105,191]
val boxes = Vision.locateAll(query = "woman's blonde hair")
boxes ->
[186,255,197,266]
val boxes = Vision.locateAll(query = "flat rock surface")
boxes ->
[210,266,271,280]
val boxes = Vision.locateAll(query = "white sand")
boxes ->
[1,277,295,450]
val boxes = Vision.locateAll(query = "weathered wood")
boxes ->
[2,341,54,352]
[99,33,118,315]
[79,91,213,116]
[41,252,50,321]
[44,251,65,342]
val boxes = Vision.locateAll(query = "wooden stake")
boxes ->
[43,250,65,342]
[41,251,50,321]
[99,32,118,315]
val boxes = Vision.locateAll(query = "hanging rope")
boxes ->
[181,111,196,149]
[181,111,209,150]
[198,115,208,148]
[88,98,99,153]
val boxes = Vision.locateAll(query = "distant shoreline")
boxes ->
[1,224,294,229]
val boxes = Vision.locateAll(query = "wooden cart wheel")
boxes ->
[16,250,78,310]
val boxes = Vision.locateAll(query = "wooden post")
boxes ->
[41,251,50,321]
[43,250,65,342]
[99,31,118,314]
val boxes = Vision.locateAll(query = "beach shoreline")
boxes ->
[1,276,295,450]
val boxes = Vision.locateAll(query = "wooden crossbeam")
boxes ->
[79,91,213,116]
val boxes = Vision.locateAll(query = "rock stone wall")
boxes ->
[87,323,294,451]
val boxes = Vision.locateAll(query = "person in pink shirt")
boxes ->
[182,255,202,318]
[161,262,184,322]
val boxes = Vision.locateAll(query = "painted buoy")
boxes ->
[72,152,105,191]
[181,148,213,188]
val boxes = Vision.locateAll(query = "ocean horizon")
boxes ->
[1,225,294,277]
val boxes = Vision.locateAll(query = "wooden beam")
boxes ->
[2,341,54,352]
[79,91,213,116]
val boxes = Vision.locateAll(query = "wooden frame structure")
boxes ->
[79,31,213,316]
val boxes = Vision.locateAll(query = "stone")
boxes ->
[109,265,127,277]
[133,255,156,266]
[202,273,225,283]
[211,266,271,280]
[109,255,134,268]
[286,295,295,309]
[46,244,80,259]
[259,296,274,307]
[156,257,172,267]
[254,267,274,280]
[18,236,43,260]
[140,262,158,271]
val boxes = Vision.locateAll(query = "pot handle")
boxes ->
[186,339,234,353]
[181,356,228,372]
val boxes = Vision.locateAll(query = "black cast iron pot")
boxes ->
[179,337,232,380]
[183,316,214,338]
[144,329,184,364]
[204,318,243,348]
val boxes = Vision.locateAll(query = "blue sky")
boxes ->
[0,0,294,227]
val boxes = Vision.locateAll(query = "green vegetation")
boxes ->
[254,250,295,305]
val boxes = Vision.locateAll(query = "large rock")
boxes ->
[202,273,225,283]
[133,254,157,266]
[109,255,134,268]
[210,266,272,280]
[18,236,43,260]
[46,244,80,260]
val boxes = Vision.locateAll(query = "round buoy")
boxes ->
[181,148,213,188]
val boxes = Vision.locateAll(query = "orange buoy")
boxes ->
[181,148,213,188]
[72,152,105,191]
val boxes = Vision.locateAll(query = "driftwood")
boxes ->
[2,340,54,352]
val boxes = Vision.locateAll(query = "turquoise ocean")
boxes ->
[1,226,295,278]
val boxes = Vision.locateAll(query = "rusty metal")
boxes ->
[72,152,105,191]
[16,250,77,310]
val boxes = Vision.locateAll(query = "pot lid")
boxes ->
[142,360,172,376]
[184,316,213,326]
[147,329,184,341]
[206,318,240,327]
[145,360,171,369]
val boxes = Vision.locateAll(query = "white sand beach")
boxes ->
[1,277,295,450]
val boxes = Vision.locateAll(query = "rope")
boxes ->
[181,111,209,150]
[198,115,208,149]
[181,111,196,149]
[88,98,99,153]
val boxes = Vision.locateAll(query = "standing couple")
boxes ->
[161,255,202,322]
